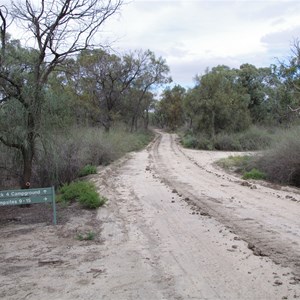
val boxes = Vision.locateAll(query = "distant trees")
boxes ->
[154,52,300,137]
[64,49,170,132]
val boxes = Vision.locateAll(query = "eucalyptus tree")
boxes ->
[126,50,171,132]
[238,64,274,123]
[75,49,144,132]
[187,66,251,137]
[276,40,300,122]
[73,49,171,132]
[0,0,123,188]
[155,85,185,131]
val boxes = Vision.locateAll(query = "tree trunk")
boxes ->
[211,110,216,140]
[21,142,34,189]
[144,109,149,130]
[130,115,135,133]
[21,110,36,189]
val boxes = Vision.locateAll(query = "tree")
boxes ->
[275,40,300,123]
[187,66,251,137]
[156,85,185,131]
[0,0,123,188]
[238,64,272,123]
[126,50,171,132]
[75,49,171,132]
[75,49,142,131]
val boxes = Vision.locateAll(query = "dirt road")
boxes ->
[1,130,300,299]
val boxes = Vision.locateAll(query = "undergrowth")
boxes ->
[181,126,273,151]
[216,126,300,187]
[79,165,97,177]
[254,126,300,187]
[30,127,153,188]
[216,155,252,173]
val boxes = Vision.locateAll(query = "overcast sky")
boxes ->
[101,0,300,88]
[4,0,300,88]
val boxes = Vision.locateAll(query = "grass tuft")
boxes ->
[76,231,95,241]
[242,168,266,180]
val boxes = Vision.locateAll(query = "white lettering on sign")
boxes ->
[0,200,18,206]
[11,190,41,197]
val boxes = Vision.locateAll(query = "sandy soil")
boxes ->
[1,130,300,299]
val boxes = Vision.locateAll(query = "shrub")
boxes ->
[237,126,273,151]
[242,168,266,180]
[79,165,97,177]
[181,126,273,151]
[196,135,214,150]
[30,126,153,188]
[255,126,300,187]
[58,181,106,209]
[78,188,106,209]
[181,135,198,148]
[215,134,241,151]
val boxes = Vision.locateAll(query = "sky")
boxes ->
[101,0,300,88]
[3,0,300,88]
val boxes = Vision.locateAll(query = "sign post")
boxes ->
[0,187,57,225]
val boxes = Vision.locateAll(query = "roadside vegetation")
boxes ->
[180,126,273,151]
[216,126,300,187]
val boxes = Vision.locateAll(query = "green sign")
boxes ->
[0,187,57,225]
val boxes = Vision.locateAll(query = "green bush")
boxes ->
[58,181,106,209]
[78,188,105,209]
[181,126,273,151]
[181,134,198,148]
[79,164,97,177]
[181,132,214,150]
[242,168,266,180]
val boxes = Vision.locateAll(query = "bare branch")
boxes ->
[288,105,300,114]
[0,135,23,151]
[0,73,29,108]
[11,0,124,84]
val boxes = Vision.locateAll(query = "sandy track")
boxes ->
[1,130,300,299]
[150,132,300,276]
